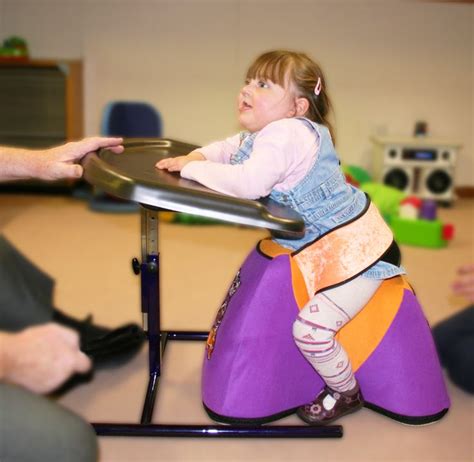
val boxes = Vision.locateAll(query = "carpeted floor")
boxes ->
[1,193,472,462]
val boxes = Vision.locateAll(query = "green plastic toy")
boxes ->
[389,216,454,248]
[160,211,222,225]
[342,165,372,186]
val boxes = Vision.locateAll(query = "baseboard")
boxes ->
[455,186,474,198]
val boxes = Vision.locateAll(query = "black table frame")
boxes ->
[92,206,342,438]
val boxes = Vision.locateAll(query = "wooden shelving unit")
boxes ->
[0,59,83,190]
[0,59,83,147]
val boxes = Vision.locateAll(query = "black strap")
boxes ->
[379,240,401,267]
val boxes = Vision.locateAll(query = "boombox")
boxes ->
[371,136,461,205]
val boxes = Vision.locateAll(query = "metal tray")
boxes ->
[82,138,305,238]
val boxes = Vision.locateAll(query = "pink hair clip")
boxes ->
[314,77,322,96]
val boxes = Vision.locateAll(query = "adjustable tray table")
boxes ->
[82,139,342,438]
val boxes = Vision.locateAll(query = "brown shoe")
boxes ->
[296,385,364,425]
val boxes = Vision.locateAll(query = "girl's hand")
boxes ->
[155,151,205,173]
[452,263,474,303]
[155,156,191,172]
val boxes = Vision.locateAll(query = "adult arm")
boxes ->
[0,323,91,394]
[0,136,123,182]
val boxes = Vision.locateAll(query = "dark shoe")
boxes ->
[53,309,146,369]
[52,308,112,346]
[296,385,364,425]
[82,323,146,369]
[50,323,146,397]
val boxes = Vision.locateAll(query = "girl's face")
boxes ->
[238,77,299,133]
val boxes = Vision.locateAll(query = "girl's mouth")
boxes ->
[240,101,252,111]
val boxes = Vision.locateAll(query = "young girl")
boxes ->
[156,50,404,425]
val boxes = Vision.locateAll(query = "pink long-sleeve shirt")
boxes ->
[180,118,320,200]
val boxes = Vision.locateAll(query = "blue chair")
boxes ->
[101,101,163,138]
[90,101,163,212]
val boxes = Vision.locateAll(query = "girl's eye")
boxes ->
[258,80,270,89]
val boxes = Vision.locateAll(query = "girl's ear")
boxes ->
[294,97,310,117]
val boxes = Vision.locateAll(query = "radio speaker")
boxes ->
[382,166,415,193]
[419,166,454,202]
[372,137,460,205]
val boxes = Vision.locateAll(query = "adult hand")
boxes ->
[0,323,92,394]
[452,263,474,303]
[37,136,124,180]
[155,151,205,173]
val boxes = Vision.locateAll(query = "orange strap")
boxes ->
[260,202,394,299]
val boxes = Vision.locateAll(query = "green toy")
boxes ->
[389,216,454,249]
[0,36,29,59]
[175,212,222,225]
[160,211,222,225]
[342,165,372,186]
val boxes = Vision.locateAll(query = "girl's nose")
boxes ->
[241,84,252,97]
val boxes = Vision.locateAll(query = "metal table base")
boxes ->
[91,207,343,438]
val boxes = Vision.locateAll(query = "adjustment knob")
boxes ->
[131,257,141,275]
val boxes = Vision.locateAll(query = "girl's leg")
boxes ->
[293,275,382,424]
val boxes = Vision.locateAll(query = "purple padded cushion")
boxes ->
[202,247,449,423]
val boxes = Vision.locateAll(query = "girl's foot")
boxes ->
[296,385,364,425]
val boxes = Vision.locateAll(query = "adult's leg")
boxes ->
[0,235,112,342]
[0,235,54,331]
[0,235,145,373]
[0,383,98,462]
[432,305,474,394]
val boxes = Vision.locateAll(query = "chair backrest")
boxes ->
[101,101,163,137]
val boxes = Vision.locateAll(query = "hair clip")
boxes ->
[314,77,322,96]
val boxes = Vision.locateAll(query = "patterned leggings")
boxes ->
[293,275,382,393]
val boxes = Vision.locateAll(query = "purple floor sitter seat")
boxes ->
[202,242,450,425]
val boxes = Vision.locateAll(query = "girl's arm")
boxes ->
[155,134,240,172]
[180,119,317,199]
[199,134,241,163]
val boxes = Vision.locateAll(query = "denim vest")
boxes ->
[231,118,405,280]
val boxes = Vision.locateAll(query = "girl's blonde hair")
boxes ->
[246,50,335,142]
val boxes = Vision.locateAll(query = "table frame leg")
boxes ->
[92,207,343,438]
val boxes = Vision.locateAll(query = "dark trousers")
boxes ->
[0,235,54,331]
[433,305,474,394]
[0,235,98,462]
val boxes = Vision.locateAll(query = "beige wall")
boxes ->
[1,0,472,185]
